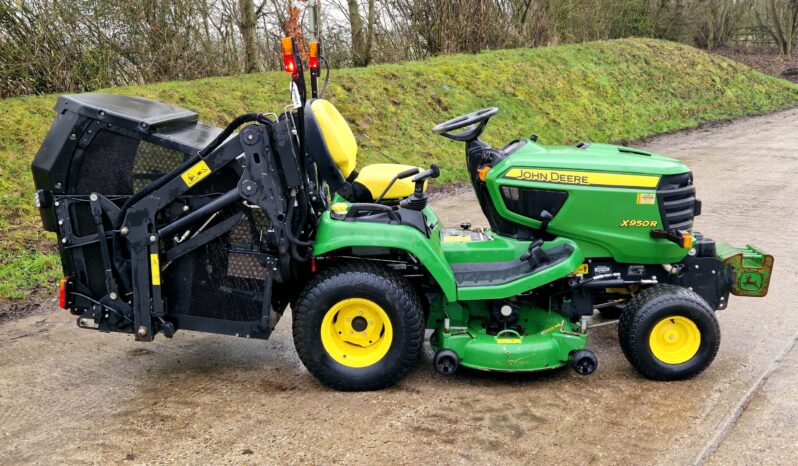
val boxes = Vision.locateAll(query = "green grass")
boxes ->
[1,38,797,300]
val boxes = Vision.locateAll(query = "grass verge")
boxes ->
[1,38,797,300]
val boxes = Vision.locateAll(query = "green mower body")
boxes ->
[31,43,774,390]
[310,134,771,376]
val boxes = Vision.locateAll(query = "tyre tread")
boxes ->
[618,284,720,381]
[292,261,424,391]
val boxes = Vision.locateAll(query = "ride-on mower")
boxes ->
[31,38,773,391]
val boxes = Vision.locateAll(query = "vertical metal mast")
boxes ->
[307,0,322,41]
[307,0,322,99]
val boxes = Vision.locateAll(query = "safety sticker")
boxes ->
[636,193,656,204]
[150,253,161,286]
[442,235,472,243]
[497,338,522,344]
[181,160,212,187]
[290,81,302,108]
[573,263,589,275]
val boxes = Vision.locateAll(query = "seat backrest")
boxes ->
[304,99,358,198]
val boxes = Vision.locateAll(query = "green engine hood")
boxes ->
[485,140,694,264]
[507,141,688,176]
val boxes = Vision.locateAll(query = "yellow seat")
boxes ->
[304,99,426,202]
[355,163,422,201]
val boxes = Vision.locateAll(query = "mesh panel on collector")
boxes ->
[74,130,138,195]
[133,141,187,192]
[164,208,271,322]
[72,130,139,295]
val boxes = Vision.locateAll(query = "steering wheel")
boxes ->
[432,107,499,142]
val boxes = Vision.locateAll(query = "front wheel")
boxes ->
[292,262,424,391]
[618,285,720,380]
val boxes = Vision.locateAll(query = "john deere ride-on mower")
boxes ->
[31,38,773,390]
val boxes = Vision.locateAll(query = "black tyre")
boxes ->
[433,349,460,375]
[292,261,424,391]
[570,349,598,375]
[619,285,720,381]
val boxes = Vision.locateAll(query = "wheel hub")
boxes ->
[320,298,393,368]
[351,316,368,332]
[649,315,701,365]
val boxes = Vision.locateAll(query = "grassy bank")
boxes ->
[2,38,797,300]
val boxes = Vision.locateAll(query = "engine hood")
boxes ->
[503,141,689,176]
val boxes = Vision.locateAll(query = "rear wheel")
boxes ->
[619,285,720,380]
[292,262,424,391]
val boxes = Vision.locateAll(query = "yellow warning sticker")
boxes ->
[497,338,522,344]
[180,160,212,187]
[150,253,161,286]
[573,263,589,275]
[503,168,659,188]
[442,235,472,243]
[636,193,656,204]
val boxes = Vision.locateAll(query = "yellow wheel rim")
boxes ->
[649,315,701,364]
[320,298,393,368]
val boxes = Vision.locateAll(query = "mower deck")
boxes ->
[432,307,587,372]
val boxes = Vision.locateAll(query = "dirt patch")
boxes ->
[715,49,798,83]
[0,299,49,325]
[426,180,471,199]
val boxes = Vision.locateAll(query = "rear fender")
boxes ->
[312,212,457,301]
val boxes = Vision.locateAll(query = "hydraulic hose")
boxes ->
[319,56,331,99]
[296,189,310,232]
[290,243,310,263]
[290,189,313,262]
[198,113,265,158]
[284,193,313,247]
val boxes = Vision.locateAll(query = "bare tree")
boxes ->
[347,0,377,66]
[4,0,794,98]
[239,0,258,72]
[694,0,750,50]
[754,0,798,55]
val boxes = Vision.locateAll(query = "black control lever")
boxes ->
[375,167,420,203]
[520,239,550,268]
[412,164,440,193]
[400,164,440,211]
[539,210,553,234]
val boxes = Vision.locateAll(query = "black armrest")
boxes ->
[345,203,400,224]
